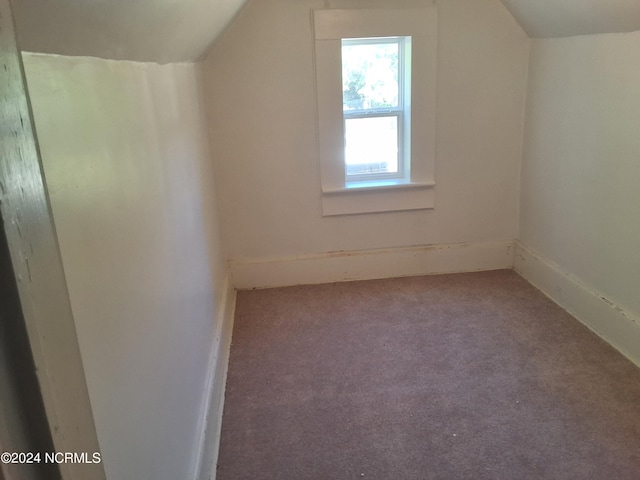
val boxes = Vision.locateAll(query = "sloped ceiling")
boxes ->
[500,0,640,38]
[11,0,249,63]
[11,0,640,63]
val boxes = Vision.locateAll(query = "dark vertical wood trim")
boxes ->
[0,211,61,480]
[0,1,106,478]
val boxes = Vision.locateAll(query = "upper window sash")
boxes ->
[342,36,405,116]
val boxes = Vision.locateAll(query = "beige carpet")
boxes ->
[217,270,640,479]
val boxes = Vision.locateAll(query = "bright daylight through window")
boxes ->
[342,37,411,183]
[313,7,437,215]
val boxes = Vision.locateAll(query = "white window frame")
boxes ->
[342,36,411,184]
[314,7,438,216]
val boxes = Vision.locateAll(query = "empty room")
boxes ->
[1,0,640,479]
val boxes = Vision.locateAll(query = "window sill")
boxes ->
[321,181,435,216]
[325,180,435,193]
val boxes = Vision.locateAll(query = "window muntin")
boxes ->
[341,37,410,183]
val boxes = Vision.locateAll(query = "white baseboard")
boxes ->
[514,241,640,368]
[192,270,237,480]
[230,240,515,290]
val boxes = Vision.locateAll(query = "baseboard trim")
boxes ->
[514,241,640,368]
[230,240,515,290]
[192,270,237,480]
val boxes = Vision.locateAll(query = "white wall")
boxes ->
[203,0,530,262]
[23,54,227,480]
[520,32,640,319]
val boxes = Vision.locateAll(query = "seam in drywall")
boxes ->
[21,51,198,67]
[515,36,532,240]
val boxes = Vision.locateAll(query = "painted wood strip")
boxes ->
[0,1,105,478]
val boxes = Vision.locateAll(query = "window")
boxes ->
[314,7,438,216]
[342,36,411,184]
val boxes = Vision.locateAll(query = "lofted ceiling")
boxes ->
[500,0,640,38]
[11,0,249,63]
[10,0,640,63]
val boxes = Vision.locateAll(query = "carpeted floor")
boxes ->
[216,270,640,479]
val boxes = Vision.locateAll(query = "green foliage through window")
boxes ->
[342,39,399,111]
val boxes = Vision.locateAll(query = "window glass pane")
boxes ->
[345,116,398,176]
[342,40,399,111]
